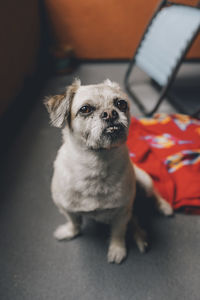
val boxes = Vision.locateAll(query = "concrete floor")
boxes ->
[0,62,200,300]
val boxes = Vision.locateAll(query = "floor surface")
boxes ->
[0,62,200,300]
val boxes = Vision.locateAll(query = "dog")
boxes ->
[45,79,173,264]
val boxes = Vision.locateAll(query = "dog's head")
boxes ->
[45,79,131,150]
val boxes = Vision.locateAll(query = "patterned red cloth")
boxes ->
[127,114,200,214]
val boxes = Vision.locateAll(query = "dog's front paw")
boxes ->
[107,244,127,264]
[53,223,80,241]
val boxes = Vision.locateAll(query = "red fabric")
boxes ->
[127,113,200,214]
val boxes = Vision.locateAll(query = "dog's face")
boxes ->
[45,79,131,150]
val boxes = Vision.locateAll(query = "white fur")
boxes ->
[52,138,135,214]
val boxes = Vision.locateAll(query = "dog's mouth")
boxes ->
[103,123,125,137]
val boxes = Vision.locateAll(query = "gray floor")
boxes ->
[0,62,200,300]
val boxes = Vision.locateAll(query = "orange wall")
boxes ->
[44,0,200,59]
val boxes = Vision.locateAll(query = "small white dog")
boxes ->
[45,79,173,264]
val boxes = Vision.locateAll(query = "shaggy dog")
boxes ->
[45,79,173,263]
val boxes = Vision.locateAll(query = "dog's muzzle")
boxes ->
[103,123,125,139]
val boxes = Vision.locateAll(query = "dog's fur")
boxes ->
[45,79,173,264]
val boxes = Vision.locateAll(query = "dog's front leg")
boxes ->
[54,210,82,241]
[107,209,131,264]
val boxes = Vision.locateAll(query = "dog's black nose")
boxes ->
[101,110,119,121]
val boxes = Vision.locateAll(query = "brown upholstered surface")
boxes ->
[0,1,40,115]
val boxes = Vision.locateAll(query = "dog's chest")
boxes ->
[52,145,135,213]
[69,164,129,211]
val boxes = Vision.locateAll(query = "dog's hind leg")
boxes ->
[54,209,82,241]
[133,164,173,216]
[152,189,174,216]
[131,216,149,253]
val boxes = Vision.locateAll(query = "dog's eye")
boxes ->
[79,105,94,114]
[115,99,128,112]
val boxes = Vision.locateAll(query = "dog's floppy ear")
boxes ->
[103,79,120,90]
[45,78,81,127]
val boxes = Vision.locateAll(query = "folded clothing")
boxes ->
[127,113,200,214]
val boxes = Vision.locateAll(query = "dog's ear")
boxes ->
[103,79,120,90]
[45,78,81,127]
